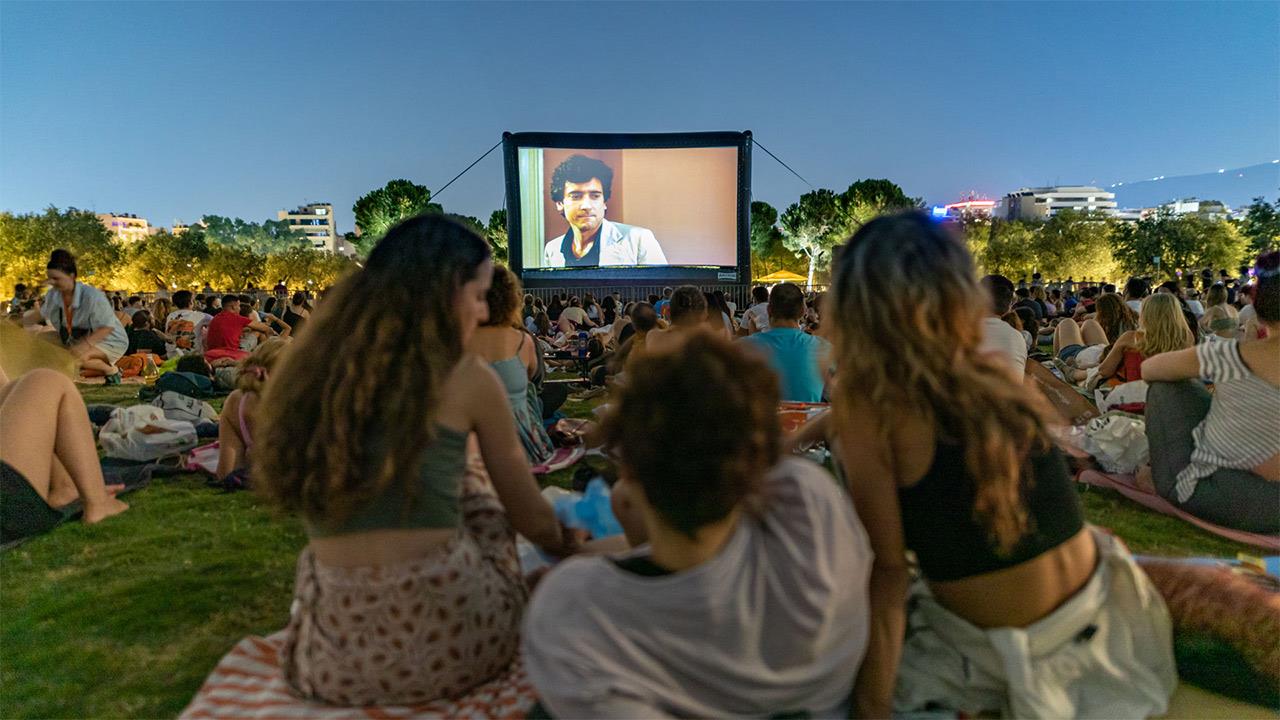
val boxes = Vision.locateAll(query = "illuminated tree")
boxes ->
[351,179,443,253]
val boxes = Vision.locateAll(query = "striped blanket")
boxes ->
[180,633,536,719]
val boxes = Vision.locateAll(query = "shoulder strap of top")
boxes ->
[238,392,254,451]
[515,329,526,353]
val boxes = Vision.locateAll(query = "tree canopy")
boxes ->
[351,179,443,253]
[1111,211,1247,279]
[1240,196,1280,255]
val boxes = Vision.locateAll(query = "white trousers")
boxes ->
[894,528,1177,718]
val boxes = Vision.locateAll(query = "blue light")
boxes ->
[930,206,948,218]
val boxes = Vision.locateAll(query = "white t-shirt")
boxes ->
[979,316,1028,378]
[523,457,872,719]
[1186,299,1205,318]
[1126,299,1143,313]
[744,303,770,334]
[165,309,212,354]
[560,306,589,326]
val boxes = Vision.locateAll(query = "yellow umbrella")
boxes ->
[754,270,808,284]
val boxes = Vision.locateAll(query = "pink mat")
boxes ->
[1077,470,1280,551]
[530,445,585,476]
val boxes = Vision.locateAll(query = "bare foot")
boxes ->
[83,497,129,524]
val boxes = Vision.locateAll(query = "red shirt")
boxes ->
[205,311,252,353]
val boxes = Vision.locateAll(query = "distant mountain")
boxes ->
[1109,162,1279,210]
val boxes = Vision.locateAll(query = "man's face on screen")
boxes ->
[556,178,606,236]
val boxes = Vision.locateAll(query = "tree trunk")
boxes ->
[807,252,816,288]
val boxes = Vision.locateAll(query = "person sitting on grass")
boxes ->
[742,284,770,335]
[0,366,129,543]
[643,286,707,355]
[31,249,129,382]
[254,215,577,706]
[825,212,1175,719]
[125,310,170,360]
[1139,251,1280,534]
[165,290,212,356]
[556,295,596,334]
[1092,292,1194,385]
[1200,283,1239,339]
[469,265,555,466]
[978,274,1027,381]
[215,339,288,485]
[523,329,873,718]
[609,302,658,377]
[1052,292,1136,375]
[203,294,277,364]
[738,282,831,403]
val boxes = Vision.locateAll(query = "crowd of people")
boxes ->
[2,211,1277,717]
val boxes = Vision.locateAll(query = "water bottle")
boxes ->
[141,355,161,384]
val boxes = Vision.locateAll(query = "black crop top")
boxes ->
[897,440,1083,582]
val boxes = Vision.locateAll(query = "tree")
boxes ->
[978,220,1039,279]
[265,247,355,290]
[0,207,123,291]
[198,215,309,255]
[117,229,210,291]
[1112,212,1248,280]
[202,243,265,290]
[1240,196,1280,255]
[837,179,923,236]
[1034,210,1118,280]
[351,179,443,253]
[486,209,509,265]
[749,200,800,278]
[779,189,843,286]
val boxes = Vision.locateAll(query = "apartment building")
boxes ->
[1000,186,1117,221]
[97,213,152,243]
[277,202,350,254]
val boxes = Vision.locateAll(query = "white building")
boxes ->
[1161,198,1229,221]
[97,213,153,243]
[1001,186,1117,221]
[277,202,351,254]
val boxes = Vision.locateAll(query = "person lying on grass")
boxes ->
[254,215,579,706]
[0,366,129,543]
[825,212,1176,719]
[523,329,873,718]
[215,338,288,485]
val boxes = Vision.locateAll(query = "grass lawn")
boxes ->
[0,382,1262,718]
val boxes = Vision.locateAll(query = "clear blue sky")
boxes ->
[3,1,1277,233]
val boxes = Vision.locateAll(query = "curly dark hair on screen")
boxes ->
[597,329,779,538]
[254,214,490,529]
[550,154,614,203]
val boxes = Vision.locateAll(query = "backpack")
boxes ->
[117,353,163,378]
[152,390,218,425]
[155,371,214,399]
[99,405,198,461]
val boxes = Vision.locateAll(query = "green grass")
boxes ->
[0,383,1261,718]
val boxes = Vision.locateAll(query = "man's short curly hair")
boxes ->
[597,329,780,538]
[483,264,523,327]
[550,154,614,203]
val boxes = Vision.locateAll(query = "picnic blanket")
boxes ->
[1078,470,1280,551]
[179,633,536,719]
[529,446,585,476]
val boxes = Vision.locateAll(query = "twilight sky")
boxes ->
[2,1,1277,233]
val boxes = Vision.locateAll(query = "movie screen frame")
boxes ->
[502,131,752,287]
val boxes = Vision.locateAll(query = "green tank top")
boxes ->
[307,425,469,537]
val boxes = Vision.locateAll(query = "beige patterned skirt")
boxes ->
[280,469,528,706]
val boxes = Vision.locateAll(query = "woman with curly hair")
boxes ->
[826,212,1174,718]
[468,265,555,465]
[523,330,872,717]
[254,215,577,706]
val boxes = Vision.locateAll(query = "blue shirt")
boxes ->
[41,282,129,358]
[739,327,830,403]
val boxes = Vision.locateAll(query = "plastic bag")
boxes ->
[1077,411,1149,474]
